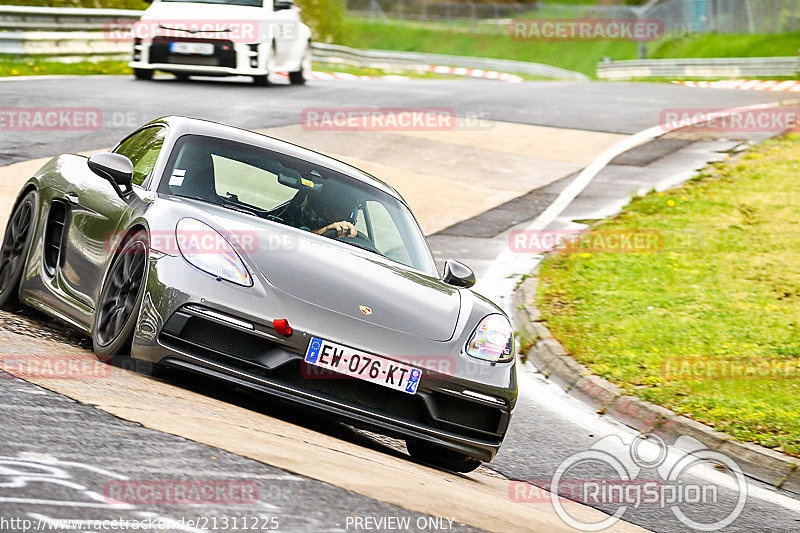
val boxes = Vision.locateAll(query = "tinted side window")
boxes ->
[115,127,166,186]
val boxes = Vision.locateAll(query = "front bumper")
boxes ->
[130,38,266,76]
[132,254,517,462]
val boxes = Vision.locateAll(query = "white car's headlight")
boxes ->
[176,218,252,287]
[465,314,514,362]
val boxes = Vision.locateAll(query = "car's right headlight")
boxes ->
[176,218,252,287]
[465,314,514,363]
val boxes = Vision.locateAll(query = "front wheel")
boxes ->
[289,44,311,85]
[0,190,37,311]
[134,68,153,80]
[93,230,149,360]
[406,440,482,473]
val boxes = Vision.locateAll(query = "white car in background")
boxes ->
[129,0,311,85]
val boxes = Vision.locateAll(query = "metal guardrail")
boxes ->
[0,5,141,31]
[597,56,800,80]
[0,6,588,80]
[311,42,588,81]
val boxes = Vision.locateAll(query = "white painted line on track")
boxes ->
[477,98,800,515]
[476,97,800,314]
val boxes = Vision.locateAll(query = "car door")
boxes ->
[58,126,166,309]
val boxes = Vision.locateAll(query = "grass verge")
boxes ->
[536,134,800,457]
[0,56,131,77]
[339,18,800,79]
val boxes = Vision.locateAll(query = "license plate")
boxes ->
[304,337,421,395]
[169,42,214,55]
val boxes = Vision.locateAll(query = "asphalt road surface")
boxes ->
[1,74,799,532]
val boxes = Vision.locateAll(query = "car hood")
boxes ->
[142,2,268,22]
[249,231,460,342]
[162,199,461,342]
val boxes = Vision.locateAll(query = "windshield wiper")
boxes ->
[218,202,263,218]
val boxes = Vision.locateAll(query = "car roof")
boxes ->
[145,115,404,201]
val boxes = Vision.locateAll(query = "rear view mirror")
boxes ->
[88,152,134,197]
[442,260,475,288]
[274,0,293,10]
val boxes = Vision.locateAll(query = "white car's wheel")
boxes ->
[289,43,311,85]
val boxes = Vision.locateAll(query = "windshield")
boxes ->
[160,0,263,7]
[159,134,437,274]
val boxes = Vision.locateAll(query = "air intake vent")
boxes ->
[43,200,67,277]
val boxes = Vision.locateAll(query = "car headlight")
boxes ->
[465,314,514,362]
[176,218,252,287]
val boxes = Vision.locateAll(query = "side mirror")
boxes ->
[274,0,293,10]
[88,152,134,197]
[442,260,475,288]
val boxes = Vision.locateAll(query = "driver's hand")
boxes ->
[315,221,358,238]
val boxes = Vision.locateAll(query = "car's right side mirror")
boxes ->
[274,0,293,10]
[442,260,475,288]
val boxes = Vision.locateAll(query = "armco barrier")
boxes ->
[597,56,800,80]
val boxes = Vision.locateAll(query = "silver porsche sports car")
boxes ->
[0,116,517,472]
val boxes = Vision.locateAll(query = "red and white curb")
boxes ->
[273,67,523,83]
[673,79,800,92]
[425,65,524,83]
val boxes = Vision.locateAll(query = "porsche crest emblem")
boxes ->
[359,305,372,315]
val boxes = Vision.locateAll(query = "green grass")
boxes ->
[0,56,131,76]
[339,18,800,78]
[340,18,639,77]
[0,55,456,79]
[536,134,800,457]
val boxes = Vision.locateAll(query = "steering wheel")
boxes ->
[322,228,379,253]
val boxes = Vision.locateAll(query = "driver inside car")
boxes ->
[284,186,360,239]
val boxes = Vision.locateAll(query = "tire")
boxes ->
[134,68,153,80]
[0,191,37,311]
[174,73,190,81]
[252,75,270,86]
[92,230,149,360]
[406,440,482,473]
[289,44,311,85]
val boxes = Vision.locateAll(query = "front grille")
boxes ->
[273,360,430,422]
[149,37,236,68]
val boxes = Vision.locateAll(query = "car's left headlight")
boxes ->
[465,314,514,362]
[176,218,253,287]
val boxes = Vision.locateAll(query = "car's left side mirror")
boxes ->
[274,0,293,10]
[88,152,134,197]
[442,259,475,288]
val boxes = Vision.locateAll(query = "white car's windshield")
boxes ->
[159,134,437,275]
